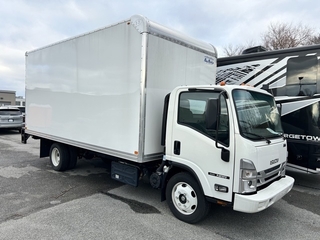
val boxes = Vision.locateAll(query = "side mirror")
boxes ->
[205,98,218,130]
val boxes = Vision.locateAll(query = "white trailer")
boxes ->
[23,15,294,223]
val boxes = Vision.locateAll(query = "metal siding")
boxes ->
[144,35,216,155]
[25,15,218,163]
[26,21,142,159]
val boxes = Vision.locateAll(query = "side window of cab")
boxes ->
[178,91,229,146]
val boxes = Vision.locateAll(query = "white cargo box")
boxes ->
[25,15,217,163]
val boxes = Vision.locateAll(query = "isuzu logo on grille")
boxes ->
[270,158,279,165]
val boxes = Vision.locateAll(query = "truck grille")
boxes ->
[257,164,282,187]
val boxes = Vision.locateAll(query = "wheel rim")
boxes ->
[171,181,198,215]
[51,147,60,167]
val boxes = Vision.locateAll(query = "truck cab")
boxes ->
[161,85,294,223]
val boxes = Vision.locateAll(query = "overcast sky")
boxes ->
[1,0,319,97]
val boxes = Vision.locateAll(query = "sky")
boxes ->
[1,0,319,97]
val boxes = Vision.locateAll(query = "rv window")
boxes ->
[287,56,317,85]
[318,58,320,94]
[282,102,320,136]
[286,56,318,96]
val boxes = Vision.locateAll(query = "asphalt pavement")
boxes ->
[0,130,320,240]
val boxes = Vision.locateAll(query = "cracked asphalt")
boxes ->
[0,129,320,240]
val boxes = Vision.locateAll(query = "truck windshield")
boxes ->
[232,89,283,141]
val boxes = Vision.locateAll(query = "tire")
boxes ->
[49,143,70,171]
[68,146,78,170]
[166,172,211,223]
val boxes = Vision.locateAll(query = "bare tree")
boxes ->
[223,44,245,56]
[307,34,320,45]
[223,41,256,56]
[262,22,314,50]
[223,22,319,56]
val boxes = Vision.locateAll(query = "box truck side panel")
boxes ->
[26,21,143,158]
[144,35,216,156]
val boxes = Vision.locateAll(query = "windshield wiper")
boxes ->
[266,128,285,139]
[242,132,271,144]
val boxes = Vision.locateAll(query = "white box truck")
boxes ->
[22,15,294,223]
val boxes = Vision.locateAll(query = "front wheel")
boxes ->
[50,143,70,171]
[166,172,210,223]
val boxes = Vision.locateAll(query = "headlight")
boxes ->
[242,169,256,178]
[240,159,257,194]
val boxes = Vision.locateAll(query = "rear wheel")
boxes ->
[166,172,210,223]
[50,143,70,171]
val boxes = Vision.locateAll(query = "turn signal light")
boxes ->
[214,184,228,193]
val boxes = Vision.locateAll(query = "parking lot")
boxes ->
[0,130,320,240]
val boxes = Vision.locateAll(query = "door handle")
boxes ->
[174,141,181,155]
[221,147,230,162]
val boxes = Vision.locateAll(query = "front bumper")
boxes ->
[233,176,294,213]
